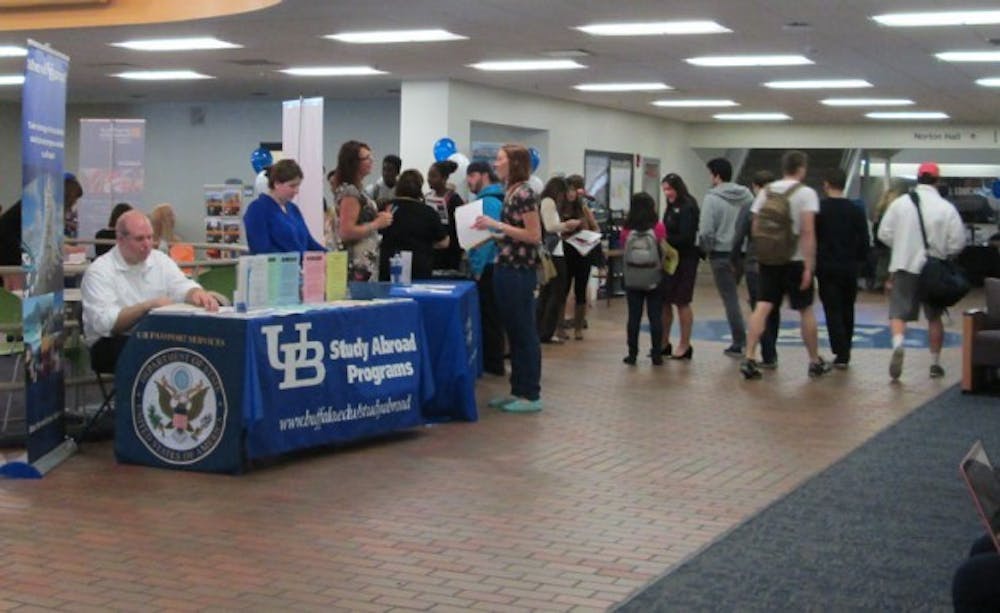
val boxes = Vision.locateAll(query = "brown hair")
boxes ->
[333,140,370,189]
[394,169,424,200]
[267,159,303,189]
[502,144,531,185]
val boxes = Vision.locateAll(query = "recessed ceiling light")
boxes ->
[0,45,27,57]
[686,55,813,67]
[713,113,791,121]
[469,59,585,71]
[575,82,671,92]
[280,66,387,76]
[0,74,25,85]
[652,99,738,107]
[873,10,1000,27]
[866,111,949,120]
[113,70,213,80]
[576,21,731,36]
[977,77,1000,87]
[325,29,467,44]
[821,98,914,106]
[764,79,872,89]
[936,51,1000,62]
[111,37,242,51]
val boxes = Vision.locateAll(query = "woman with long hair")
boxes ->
[150,203,181,251]
[332,140,393,281]
[622,192,667,365]
[536,176,582,342]
[560,174,600,340]
[472,144,543,413]
[659,172,700,360]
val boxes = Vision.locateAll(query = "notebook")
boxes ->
[959,440,1000,553]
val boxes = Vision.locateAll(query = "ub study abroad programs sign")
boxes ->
[246,301,431,459]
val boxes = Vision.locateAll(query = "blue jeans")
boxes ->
[494,265,541,401]
[710,255,746,347]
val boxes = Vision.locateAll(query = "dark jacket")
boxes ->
[816,197,870,275]
[662,195,700,258]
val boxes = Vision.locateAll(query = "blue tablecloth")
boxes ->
[114,299,434,473]
[390,281,481,422]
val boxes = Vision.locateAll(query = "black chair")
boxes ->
[73,311,121,445]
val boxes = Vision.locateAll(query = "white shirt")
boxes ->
[750,178,820,262]
[877,184,966,274]
[81,246,199,346]
[540,197,571,256]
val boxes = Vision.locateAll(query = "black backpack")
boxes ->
[909,190,970,308]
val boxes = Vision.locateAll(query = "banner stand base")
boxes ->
[0,439,77,479]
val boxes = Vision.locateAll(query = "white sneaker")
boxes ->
[889,346,905,380]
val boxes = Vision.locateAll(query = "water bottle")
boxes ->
[389,253,403,284]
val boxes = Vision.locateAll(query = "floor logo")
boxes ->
[132,348,227,465]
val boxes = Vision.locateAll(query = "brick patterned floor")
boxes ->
[0,278,973,612]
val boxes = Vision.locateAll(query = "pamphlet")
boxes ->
[325,251,348,301]
[565,229,602,257]
[454,199,494,249]
[301,251,326,303]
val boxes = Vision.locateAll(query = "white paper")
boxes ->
[565,230,602,257]
[454,199,495,249]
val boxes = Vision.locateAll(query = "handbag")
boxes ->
[910,191,969,308]
[536,243,558,286]
[660,239,679,275]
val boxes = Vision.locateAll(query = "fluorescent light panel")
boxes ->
[576,21,730,36]
[765,79,871,89]
[652,99,738,107]
[575,82,671,92]
[866,111,949,119]
[114,70,212,80]
[111,37,241,51]
[936,51,1000,62]
[470,59,585,71]
[0,74,25,85]
[0,45,27,57]
[714,113,791,121]
[977,77,1000,87]
[873,10,1000,27]
[686,55,812,67]
[821,98,914,106]
[325,29,467,44]
[281,66,387,76]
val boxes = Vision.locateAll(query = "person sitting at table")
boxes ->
[94,202,133,258]
[81,210,219,373]
[244,159,325,255]
[150,202,182,251]
[377,169,449,282]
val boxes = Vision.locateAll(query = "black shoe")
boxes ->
[623,354,637,365]
[723,345,744,357]
[808,357,832,378]
[659,343,673,357]
[670,346,693,360]
[740,358,762,380]
[652,354,664,366]
[833,357,849,370]
[760,359,778,370]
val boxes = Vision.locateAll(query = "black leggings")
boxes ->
[562,244,591,306]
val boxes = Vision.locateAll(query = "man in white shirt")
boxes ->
[740,150,830,380]
[81,210,219,372]
[877,162,966,380]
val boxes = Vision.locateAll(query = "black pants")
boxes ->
[817,270,858,362]
[537,256,567,340]
[477,265,505,375]
[89,335,128,374]
[625,288,664,358]
[563,244,591,306]
[953,534,1000,612]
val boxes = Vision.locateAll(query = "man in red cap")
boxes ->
[877,162,966,381]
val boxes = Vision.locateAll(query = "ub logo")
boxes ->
[261,322,326,389]
[133,348,226,465]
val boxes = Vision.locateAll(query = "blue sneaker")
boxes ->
[488,396,516,409]
[502,399,543,413]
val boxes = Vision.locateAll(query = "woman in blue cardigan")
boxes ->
[243,159,325,254]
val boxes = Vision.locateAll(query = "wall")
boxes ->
[0,97,400,240]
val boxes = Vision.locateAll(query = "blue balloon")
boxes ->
[433,137,457,162]
[250,147,273,174]
[993,179,1000,199]
[529,147,541,172]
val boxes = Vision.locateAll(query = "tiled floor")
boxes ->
[0,276,975,612]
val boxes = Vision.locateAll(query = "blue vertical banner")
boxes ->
[21,40,69,464]
[76,119,145,251]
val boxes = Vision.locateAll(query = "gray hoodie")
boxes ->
[698,182,754,255]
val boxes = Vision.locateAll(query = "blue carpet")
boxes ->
[616,386,999,612]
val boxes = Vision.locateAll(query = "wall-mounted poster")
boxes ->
[204,183,242,255]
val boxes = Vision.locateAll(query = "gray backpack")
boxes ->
[623,229,662,290]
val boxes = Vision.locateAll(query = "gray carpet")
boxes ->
[616,386,1000,612]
